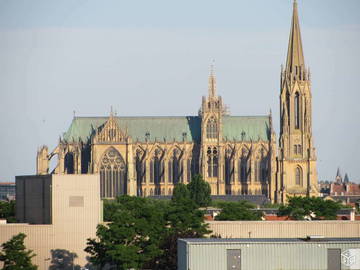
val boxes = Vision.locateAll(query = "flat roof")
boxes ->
[179,238,360,244]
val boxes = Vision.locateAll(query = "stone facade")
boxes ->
[36,1,319,203]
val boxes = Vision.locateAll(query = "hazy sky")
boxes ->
[0,0,359,182]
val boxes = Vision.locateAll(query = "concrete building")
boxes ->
[0,174,102,269]
[35,0,319,203]
[178,238,360,270]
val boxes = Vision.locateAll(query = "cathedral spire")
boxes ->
[286,0,305,73]
[208,61,217,97]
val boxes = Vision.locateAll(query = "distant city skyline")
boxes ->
[0,0,359,182]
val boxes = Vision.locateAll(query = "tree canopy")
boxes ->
[85,192,210,270]
[278,196,342,220]
[0,233,38,270]
[86,196,166,269]
[187,174,212,207]
[214,200,263,221]
[0,200,16,223]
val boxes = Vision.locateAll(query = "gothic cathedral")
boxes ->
[36,1,319,203]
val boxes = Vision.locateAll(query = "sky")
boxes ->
[0,0,359,182]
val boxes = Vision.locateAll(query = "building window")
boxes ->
[151,149,163,184]
[225,150,233,184]
[100,147,126,198]
[239,149,248,182]
[260,157,268,182]
[294,144,302,155]
[207,147,218,177]
[64,152,75,174]
[295,92,300,129]
[295,166,302,186]
[150,160,154,183]
[172,149,181,184]
[136,150,146,184]
[206,117,218,139]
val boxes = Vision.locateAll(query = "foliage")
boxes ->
[86,196,166,270]
[0,200,16,223]
[0,233,38,270]
[86,190,210,270]
[171,183,191,204]
[155,184,210,270]
[262,202,283,209]
[214,200,262,221]
[278,196,342,220]
[187,174,212,207]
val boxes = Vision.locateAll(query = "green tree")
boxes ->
[86,193,211,270]
[187,174,211,207]
[278,196,342,220]
[171,183,191,204]
[85,196,167,270]
[215,200,262,221]
[0,200,16,223]
[156,186,211,270]
[0,233,38,270]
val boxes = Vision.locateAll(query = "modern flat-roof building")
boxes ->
[178,238,360,270]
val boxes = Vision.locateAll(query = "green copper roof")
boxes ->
[63,115,270,143]
[223,116,270,142]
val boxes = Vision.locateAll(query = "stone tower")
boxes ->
[278,0,319,202]
[200,65,224,195]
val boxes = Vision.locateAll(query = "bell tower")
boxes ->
[278,0,319,202]
[200,64,225,195]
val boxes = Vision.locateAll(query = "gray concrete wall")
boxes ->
[16,175,52,224]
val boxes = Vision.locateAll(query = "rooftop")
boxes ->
[179,238,360,244]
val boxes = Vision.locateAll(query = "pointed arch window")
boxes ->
[64,152,75,174]
[206,117,218,139]
[260,157,268,182]
[295,92,300,129]
[238,149,248,182]
[172,149,182,184]
[151,149,163,184]
[100,148,126,198]
[207,147,218,177]
[295,166,302,186]
[168,159,173,183]
[135,150,146,185]
[225,149,233,184]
